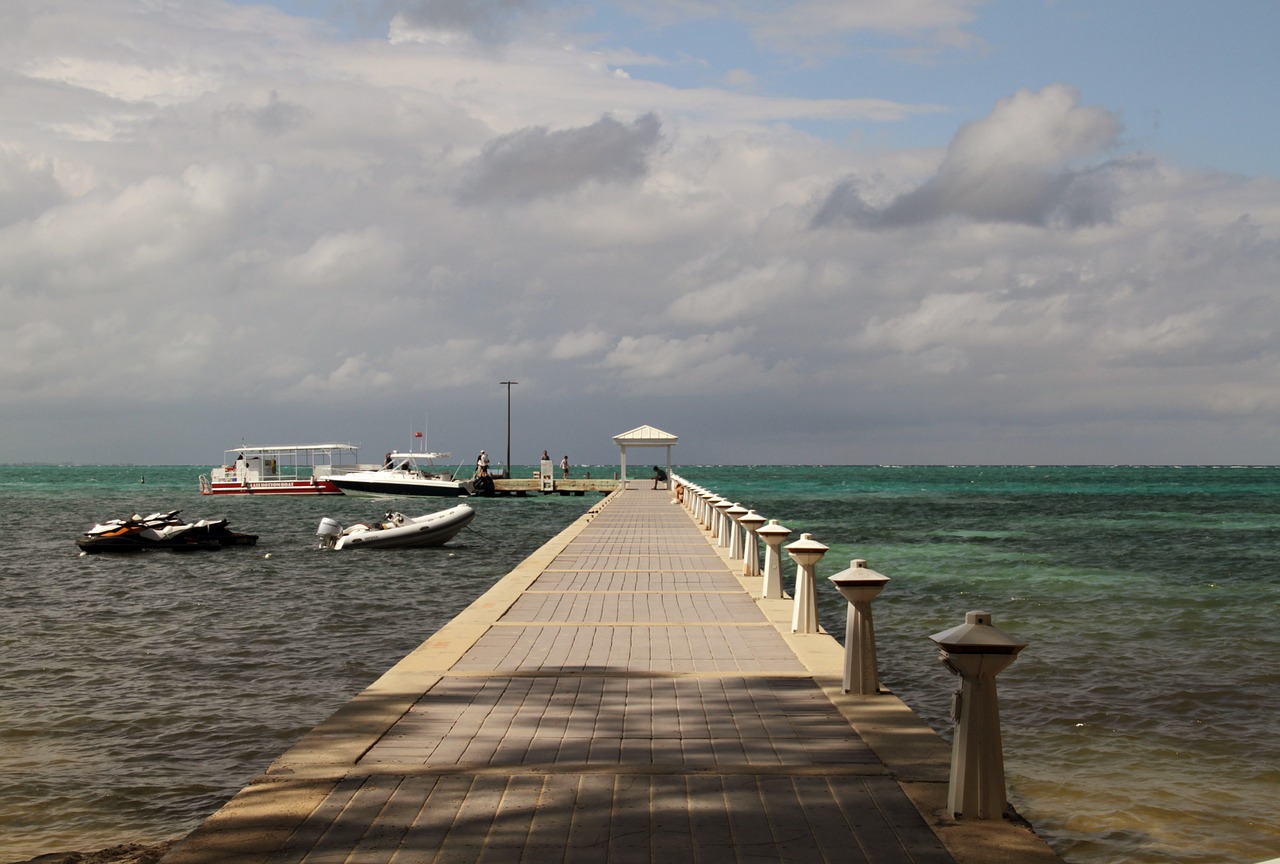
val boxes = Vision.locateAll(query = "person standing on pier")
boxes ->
[560,455,569,478]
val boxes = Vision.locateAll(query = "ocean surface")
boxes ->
[1,464,1277,864]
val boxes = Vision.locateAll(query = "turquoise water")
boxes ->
[2,465,1278,863]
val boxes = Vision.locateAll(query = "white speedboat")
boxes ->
[316,504,475,550]
[327,451,475,498]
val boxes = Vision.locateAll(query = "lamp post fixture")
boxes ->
[737,510,766,578]
[828,560,890,695]
[785,532,828,634]
[704,495,724,535]
[500,380,517,478]
[930,611,1028,819]
[725,503,749,559]
[713,498,735,547]
[756,519,792,600]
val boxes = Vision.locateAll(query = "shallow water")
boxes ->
[2,464,1278,864]
[686,465,1280,864]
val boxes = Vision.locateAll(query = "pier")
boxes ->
[490,476,618,496]
[162,483,1062,864]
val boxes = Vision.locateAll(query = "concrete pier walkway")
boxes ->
[163,485,1062,864]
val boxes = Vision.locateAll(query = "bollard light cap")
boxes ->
[829,559,889,585]
[930,610,1027,655]
[737,510,767,529]
[829,559,889,601]
[785,532,828,565]
[756,519,792,542]
[725,502,749,519]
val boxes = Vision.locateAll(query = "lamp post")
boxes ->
[828,560,890,695]
[737,510,766,578]
[785,533,828,634]
[725,503,749,559]
[500,380,517,478]
[756,519,791,600]
[930,611,1028,819]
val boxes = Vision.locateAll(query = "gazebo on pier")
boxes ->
[613,425,678,488]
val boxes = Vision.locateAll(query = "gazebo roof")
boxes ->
[612,425,678,446]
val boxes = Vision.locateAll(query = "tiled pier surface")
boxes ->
[162,485,1063,864]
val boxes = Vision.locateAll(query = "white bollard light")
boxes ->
[687,484,702,514]
[930,611,1028,820]
[785,533,828,634]
[701,494,721,535]
[828,560,890,695]
[703,495,722,533]
[756,519,791,599]
[725,503,749,559]
[737,510,766,578]
[713,498,734,547]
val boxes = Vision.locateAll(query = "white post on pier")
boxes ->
[757,519,792,600]
[786,533,828,634]
[738,510,766,578]
[705,495,724,535]
[726,503,749,560]
[829,560,890,695]
[713,498,734,547]
[931,611,1028,819]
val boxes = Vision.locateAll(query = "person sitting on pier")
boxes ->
[651,465,667,489]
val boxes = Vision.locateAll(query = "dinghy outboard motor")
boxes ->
[317,517,344,550]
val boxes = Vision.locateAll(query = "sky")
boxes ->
[3,0,1279,466]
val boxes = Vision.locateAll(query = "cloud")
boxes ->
[550,329,612,359]
[457,113,663,203]
[750,0,986,58]
[601,329,766,395]
[618,0,985,59]
[814,85,1123,228]
[667,259,810,325]
[1,2,1278,465]
[0,146,66,225]
[392,0,562,43]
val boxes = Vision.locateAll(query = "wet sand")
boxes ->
[9,842,172,864]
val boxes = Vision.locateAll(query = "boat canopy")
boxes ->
[227,443,361,455]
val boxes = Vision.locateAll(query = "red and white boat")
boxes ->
[199,443,367,495]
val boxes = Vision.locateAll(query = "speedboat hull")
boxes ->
[329,473,473,498]
[317,503,475,550]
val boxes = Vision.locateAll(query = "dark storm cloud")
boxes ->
[813,84,1122,229]
[395,0,555,42]
[0,148,66,227]
[457,113,662,204]
[215,91,311,136]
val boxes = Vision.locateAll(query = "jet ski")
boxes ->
[77,510,259,553]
